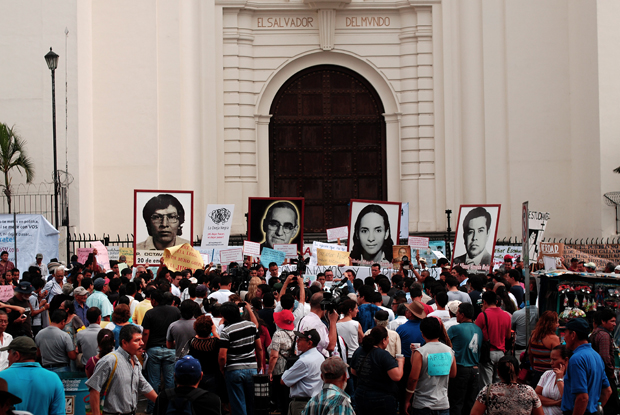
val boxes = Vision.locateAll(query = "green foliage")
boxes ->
[0,123,35,213]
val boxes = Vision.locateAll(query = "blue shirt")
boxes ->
[282,347,324,398]
[75,302,89,327]
[355,303,381,333]
[448,322,482,367]
[0,361,65,415]
[86,290,114,318]
[396,319,425,358]
[561,343,610,413]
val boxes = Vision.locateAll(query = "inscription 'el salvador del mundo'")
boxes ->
[257,17,315,28]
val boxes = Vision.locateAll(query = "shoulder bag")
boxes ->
[479,311,496,365]
[99,353,119,411]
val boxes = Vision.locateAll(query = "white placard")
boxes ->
[408,236,429,249]
[274,244,298,258]
[107,246,120,261]
[200,254,210,265]
[243,240,261,256]
[326,226,349,242]
[0,214,59,274]
[220,247,243,264]
[135,249,164,265]
[201,204,235,247]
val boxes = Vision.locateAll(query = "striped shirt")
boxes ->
[529,338,552,372]
[220,320,258,371]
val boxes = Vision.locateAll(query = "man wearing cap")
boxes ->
[281,328,324,415]
[43,266,65,303]
[302,356,354,415]
[73,286,90,327]
[0,253,13,279]
[30,253,48,278]
[585,262,597,273]
[561,318,612,415]
[86,278,113,321]
[297,292,338,357]
[87,325,157,415]
[6,281,34,338]
[35,309,77,372]
[499,254,513,273]
[444,300,461,331]
[153,355,220,415]
[396,300,426,411]
[0,336,65,415]
[447,302,482,415]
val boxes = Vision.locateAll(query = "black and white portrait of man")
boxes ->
[134,191,194,251]
[452,205,501,273]
[248,198,304,252]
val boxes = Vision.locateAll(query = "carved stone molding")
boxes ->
[318,9,336,51]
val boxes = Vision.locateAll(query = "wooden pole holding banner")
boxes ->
[522,202,531,343]
[13,210,17,269]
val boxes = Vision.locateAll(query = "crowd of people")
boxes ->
[0,249,615,415]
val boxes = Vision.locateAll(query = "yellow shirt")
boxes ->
[132,299,153,325]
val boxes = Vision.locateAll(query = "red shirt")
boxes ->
[475,306,511,352]
[416,299,435,316]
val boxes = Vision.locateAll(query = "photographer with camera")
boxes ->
[297,293,338,358]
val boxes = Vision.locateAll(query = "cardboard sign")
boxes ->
[163,243,204,272]
[0,286,12,302]
[135,250,163,265]
[317,248,350,266]
[260,247,286,267]
[408,236,429,249]
[326,226,348,242]
[202,204,235,247]
[538,242,564,265]
[119,247,134,267]
[77,248,94,265]
[220,247,243,265]
[243,241,261,257]
[273,244,298,258]
[90,241,111,270]
[427,352,452,376]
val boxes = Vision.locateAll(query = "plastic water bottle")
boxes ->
[596,402,604,415]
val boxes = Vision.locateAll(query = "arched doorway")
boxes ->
[269,65,387,233]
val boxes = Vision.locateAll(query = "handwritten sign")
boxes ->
[90,241,111,270]
[107,246,120,261]
[260,247,286,267]
[326,226,349,242]
[317,248,350,266]
[0,286,12,302]
[408,237,429,249]
[77,248,93,265]
[274,244,298,259]
[220,247,243,265]
[243,241,261,257]
[427,352,452,376]
[163,243,204,272]
[119,247,134,267]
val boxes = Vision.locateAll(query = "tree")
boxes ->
[615,166,620,174]
[0,123,34,213]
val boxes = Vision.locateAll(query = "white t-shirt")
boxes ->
[428,309,451,323]
[207,289,233,304]
[537,370,562,415]
[336,319,360,358]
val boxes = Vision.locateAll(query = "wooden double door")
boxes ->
[269,65,387,233]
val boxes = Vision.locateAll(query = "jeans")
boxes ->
[411,409,450,415]
[448,365,479,415]
[145,346,176,413]
[225,368,257,415]
[353,387,398,415]
[479,350,504,388]
[46,366,70,374]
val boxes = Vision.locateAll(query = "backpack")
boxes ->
[164,388,207,415]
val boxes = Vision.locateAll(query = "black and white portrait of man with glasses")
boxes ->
[248,197,304,254]
[136,193,192,250]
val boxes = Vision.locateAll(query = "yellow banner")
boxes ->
[163,243,204,272]
[317,248,350,266]
[119,247,134,267]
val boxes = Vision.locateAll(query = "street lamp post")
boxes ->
[44,47,60,229]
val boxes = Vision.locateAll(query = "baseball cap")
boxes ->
[74,286,88,296]
[174,356,202,384]
[36,253,43,259]
[615,265,620,272]
[15,281,33,295]
[93,278,106,291]
[447,300,462,315]
[563,318,590,336]
[62,283,74,296]
[0,336,37,354]
[294,329,321,345]
[504,255,513,262]
[585,262,596,269]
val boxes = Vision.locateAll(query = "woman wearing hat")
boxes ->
[267,309,296,415]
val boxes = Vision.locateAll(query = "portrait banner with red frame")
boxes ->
[451,204,501,274]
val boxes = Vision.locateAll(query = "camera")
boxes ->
[290,254,309,275]
[320,279,349,313]
[228,262,250,290]
[402,256,411,270]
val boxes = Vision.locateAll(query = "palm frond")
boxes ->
[614,166,620,174]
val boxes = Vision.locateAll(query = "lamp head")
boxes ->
[45,47,59,71]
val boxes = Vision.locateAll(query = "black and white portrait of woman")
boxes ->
[348,200,401,265]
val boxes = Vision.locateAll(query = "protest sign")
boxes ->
[400,202,409,240]
[427,352,452,376]
[408,237,429,249]
[107,246,120,261]
[538,242,564,266]
[118,263,128,273]
[202,204,234,247]
[119,247,134,267]
[562,244,620,270]
[135,250,164,265]
[429,241,447,257]
[528,211,550,263]
[492,245,523,271]
[273,244,298,259]
[219,247,243,265]
[309,241,348,266]
[163,243,204,272]
[243,241,261,257]
[260,247,286,267]
[317,248,350,266]
[90,241,111,270]
[280,264,399,280]
[0,214,58,274]
[77,248,93,265]
[0,286,13,302]
[393,245,411,264]
[452,204,501,274]
[326,226,348,242]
